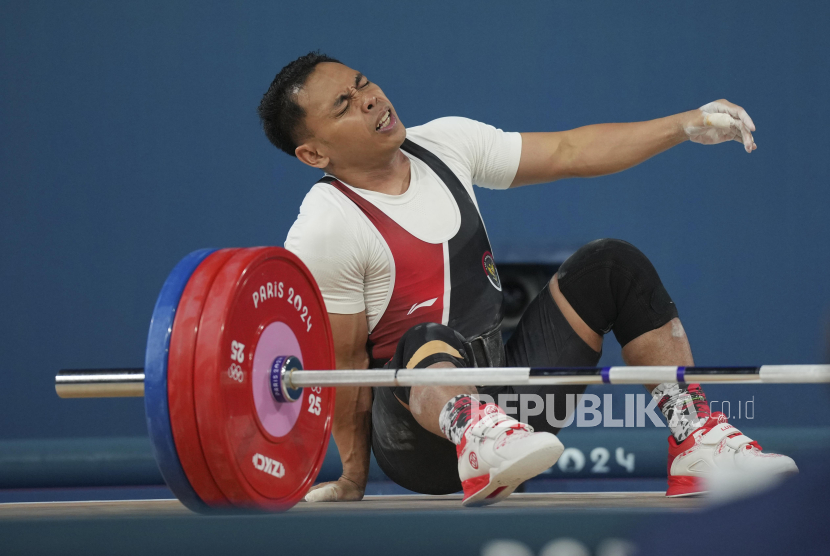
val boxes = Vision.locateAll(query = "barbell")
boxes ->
[55,246,830,512]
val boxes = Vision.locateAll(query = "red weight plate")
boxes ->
[168,248,239,507]
[193,247,336,511]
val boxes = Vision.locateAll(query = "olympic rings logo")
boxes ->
[227,363,244,383]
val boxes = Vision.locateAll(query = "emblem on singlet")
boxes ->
[481,251,501,292]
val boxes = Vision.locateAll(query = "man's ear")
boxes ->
[295,143,329,169]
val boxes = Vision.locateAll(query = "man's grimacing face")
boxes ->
[294,62,406,168]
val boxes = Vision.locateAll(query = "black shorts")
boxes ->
[370,283,601,495]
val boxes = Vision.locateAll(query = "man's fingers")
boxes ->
[702,111,755,152]
[738,110,756,133]
[726,104,756,134]
[305,483,339,502]
[733,119,754,152]
[700,100,757,133]
[731,122,753,153]
[740,123,755,152]
[703,113,734,129]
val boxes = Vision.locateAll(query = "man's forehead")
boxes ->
[302,62,359,100]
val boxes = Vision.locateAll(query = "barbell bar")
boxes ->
[55,363,830,400]
[53,246,830,513]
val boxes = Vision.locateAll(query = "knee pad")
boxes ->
[389,322,473,370]
[556,239,678,347]
[387,323,473,405]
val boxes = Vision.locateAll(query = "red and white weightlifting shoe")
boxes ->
[457,405,564,507]
[666,412,798,497]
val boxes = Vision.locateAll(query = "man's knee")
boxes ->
[556,238,679,347]
[390,322,473,370]
[388,323,473,405]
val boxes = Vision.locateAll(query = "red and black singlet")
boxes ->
[319,138,504,367]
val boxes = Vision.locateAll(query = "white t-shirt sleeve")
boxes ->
[411,116,522,190]
[284,188,371,315]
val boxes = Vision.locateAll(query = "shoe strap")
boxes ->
[701,423,741,445]
[701,423,756,450]
[724,433,755,451]
[470,414,533,439]
[486,421,534,440]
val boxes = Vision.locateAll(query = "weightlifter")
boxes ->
[258,52,797,506]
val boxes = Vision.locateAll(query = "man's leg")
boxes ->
[408,372,472,437]
[383,323,480,441]
[554,274,694,386]
[376,322,564,506]
[620,318,694,367]
[370,325,478,495]
[550,272,694,367]
[549,239,706,440]
[548,238,796,495]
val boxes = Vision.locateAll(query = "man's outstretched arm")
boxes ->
[511,99,756,188]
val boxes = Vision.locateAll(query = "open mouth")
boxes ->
[375,108,394,132]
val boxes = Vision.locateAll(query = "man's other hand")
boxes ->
[304,476,365,502]
[683,99,757,153]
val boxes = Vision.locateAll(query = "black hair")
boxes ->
[257,51,341,157]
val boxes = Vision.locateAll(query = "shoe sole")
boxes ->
[666,474,706,497]
[666,466,799,497]
[462,442,564,507]
[666,490,707,498]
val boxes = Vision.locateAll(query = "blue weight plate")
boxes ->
[144,248,217,511]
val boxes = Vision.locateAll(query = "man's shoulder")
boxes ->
[405,117,490,169]
[406,116,521,191]
[406,116,484,143]
[296,181,353,219]
[285,182,365,251]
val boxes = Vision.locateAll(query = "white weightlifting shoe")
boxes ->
[666,412,798,497]
[457,405,564,507]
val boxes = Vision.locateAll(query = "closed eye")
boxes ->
[334,74,371,117]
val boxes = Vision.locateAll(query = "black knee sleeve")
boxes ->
[386,323,473,404]
[556,239,678,347]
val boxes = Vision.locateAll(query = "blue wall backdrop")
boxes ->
[1,1,828,440]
